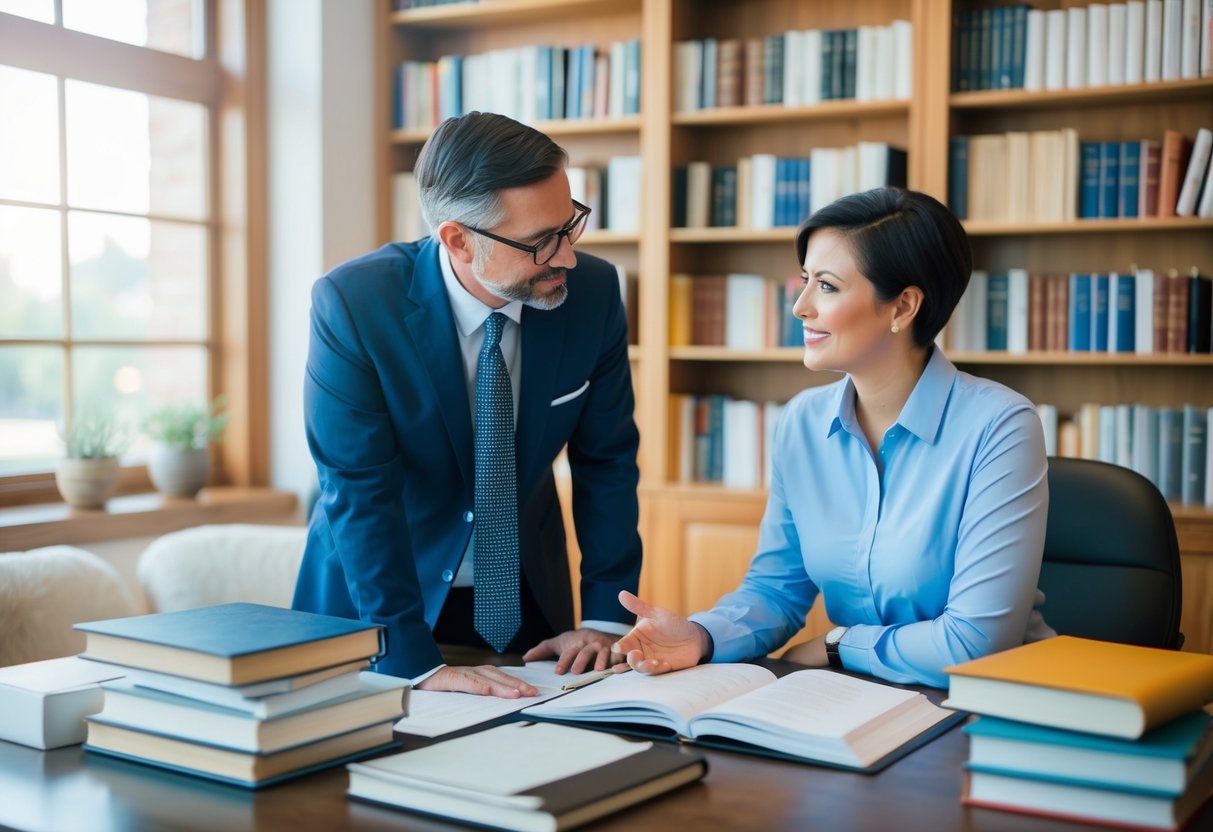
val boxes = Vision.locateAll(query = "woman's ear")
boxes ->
[437,221,475,264]
[892,286,924,332]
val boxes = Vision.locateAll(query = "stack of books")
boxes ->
[944,636,1213,830]
[74,602,408,788]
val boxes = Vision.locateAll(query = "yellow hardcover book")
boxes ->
[944,636,1213,739]
[668,274,693,347]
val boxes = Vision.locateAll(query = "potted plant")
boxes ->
[55,410,130,509]
[144,396,229,498]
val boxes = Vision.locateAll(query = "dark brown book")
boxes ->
[1166,269,1189,353]
[743,37,764,107]
[715,38,744,108]
[1048,274,1069,352]
[1138,139,1161,217]
[1028,273,1046,351]
[1157,131,1193,219]
[1153,272,1171,353]
[691,275,727,346]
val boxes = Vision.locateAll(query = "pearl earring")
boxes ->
[891,323,900,334]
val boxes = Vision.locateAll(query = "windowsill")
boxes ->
[0,487,301,551]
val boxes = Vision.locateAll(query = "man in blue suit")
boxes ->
[293,112,642,696]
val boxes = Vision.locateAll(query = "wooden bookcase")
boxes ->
[378,0,1213,653]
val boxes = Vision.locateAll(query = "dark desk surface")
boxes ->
[3,657,1210,832]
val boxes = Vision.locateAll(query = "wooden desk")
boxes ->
[2,669,1209,831]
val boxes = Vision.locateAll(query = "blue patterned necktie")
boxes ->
[473,312,520,652]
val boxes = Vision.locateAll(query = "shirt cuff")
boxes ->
[409,663,445,687]
[580,619,631,637]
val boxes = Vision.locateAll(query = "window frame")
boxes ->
[0,1,266,507]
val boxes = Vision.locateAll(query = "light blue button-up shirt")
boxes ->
[690,347,1049,688]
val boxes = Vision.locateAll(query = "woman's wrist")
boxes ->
[692,622,714,664]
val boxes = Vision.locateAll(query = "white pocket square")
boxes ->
[550,380,590,407]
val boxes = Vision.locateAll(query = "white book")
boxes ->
[892,20,913,100]
[1162,0,1183,79]
[855,26,876,101]
[1108,3,1127,85]
[1088,3,1109,86]
[1045,10,1069,90]
[1203,0,1213,76]
[1067,7,1089,87]
[748,153,778,230]
[608,41,626,117]
[1175,126,1212,216]
[1024,10,1047,91]
[0,656,124,750]
[1126,1,1147,83]
[1133,404,1160,483]
[1037,403,1059,458]
[518,47,538,125]
[782,30,804,107]
[873,25,895,100]
[605,156,642,233]
[685,161,712,228]
[1181,0,1202,76]
[802,29,823,106]
[724,274,767,350]
[1198,153,1213,217]
[857,141,891,192]
[722,398,760,490]
[1098,404,1118,463]
[838,145,857,199]
[674,40,703,111]
[1145,0,1165,81]
[1135,267,1156,355]
[1007,268,1031,354]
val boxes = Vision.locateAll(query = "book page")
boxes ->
[523,664,776,734]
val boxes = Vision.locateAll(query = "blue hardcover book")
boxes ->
[623,38,641,115]
[1097,142,1119,219]
[986,272,1010,351]
[997,6,1014,89]
[1157,407,1184,502]
[701,37,718,109]
[831,30,846,100]
[979,8,994,90]
[74,603,386,686]
[949,136,969,219]
[579,45,595,118]
[1068,273,1092,351]
[534,47,552,121]
[1010,4,1028,88]
[550,47,566,120]
[774,157,791,227]
[565,45,582,118]
[1079,142,1101,219]
[820,29,835,100]
[964,712,1213,795]
[1110,272,1136,352]
[796,158,811,226]
[841,28,857,99]
[1182,404,1208,505]
[1090,273,1109,352]
[1118,140,1141,219]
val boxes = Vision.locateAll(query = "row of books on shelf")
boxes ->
[667,393,784,490]
[668,273,802,350]
[953,0,1213,94]
[1036,401,1211,505]
[392,0,471,8]
[393,156,643,241]
[672,144,907,230]
[392,39,641,131]
[948,126,1213,223]
[673,21,912,112]
[944,637,1213,830]
[946,267,1212,355]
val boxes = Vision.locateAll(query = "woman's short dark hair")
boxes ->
[414,111,568,235]
[794,188,972,348]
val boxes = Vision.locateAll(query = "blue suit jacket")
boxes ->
[292,239,642,678]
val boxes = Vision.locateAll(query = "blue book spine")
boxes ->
[774,158,789,227]
[1090,273,1109,352]
[1068,273,1092,351]
[1158,408,1184,501]
[797,158,811,226]
[1010,5,1028,88]
[624,38,641,115]
[1098,142,1119,219]
[949,137,969,219]
[550,48,566,120]
[842,28,857,99]
[1112,274,1136,352]
[996,7,1012,89]
[1079,142,1101,219]
[1181,404,1208,505]
[1118,141,1140,219]
[979,8,994,90]
[535,47,552,121]
[987,272,1009,350]
[820,30,835,100]
[565,46,581,118]
[831,30,846,100]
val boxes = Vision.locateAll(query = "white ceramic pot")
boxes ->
[55,456,121,509]
[148,445,210,498]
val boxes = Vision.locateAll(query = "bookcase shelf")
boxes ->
[950,77,1213,111]
[391,115,642,145]
[672,99,909,127]
[946,351,1213,367]
[963,218,1213,236]
[669,227,799,244]
[390,0,642,29]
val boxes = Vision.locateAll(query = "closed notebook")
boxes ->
[85,718,397,789]
[944,636,1213,738]
[965,712,1213,794]
[90,671,408,753]
[347,721,707,832]
[75,603,384,686]
[0,656,125,750]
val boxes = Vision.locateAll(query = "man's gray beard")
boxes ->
[474,266,569,310]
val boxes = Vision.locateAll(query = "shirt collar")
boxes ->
[438,245,523,336]
[826,347,957,444]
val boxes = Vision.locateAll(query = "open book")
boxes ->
[522,664,959,772]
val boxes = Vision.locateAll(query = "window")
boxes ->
[0,1,261,502]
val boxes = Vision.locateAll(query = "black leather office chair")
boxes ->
[1038,457,1184,650]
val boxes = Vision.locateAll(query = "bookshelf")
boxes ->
[378,0,1213,653]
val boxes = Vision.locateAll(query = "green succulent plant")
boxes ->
[144,395,230,450]
[59,409,130,459]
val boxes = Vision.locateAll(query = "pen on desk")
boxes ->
[561,667,631,691]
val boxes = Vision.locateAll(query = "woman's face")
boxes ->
[792,228,900,375]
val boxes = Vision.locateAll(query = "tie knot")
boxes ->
[483,312,506,350]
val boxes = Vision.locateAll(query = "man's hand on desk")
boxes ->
[415,665,540,698]
[521,628,623,675]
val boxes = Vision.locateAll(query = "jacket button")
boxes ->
[463,511,474,523]
[441,569,454,583]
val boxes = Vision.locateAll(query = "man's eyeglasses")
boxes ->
[462,200,591,266]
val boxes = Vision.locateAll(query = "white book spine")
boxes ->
[1126,1,1147,83]
[873,26,894,100]
[1203,0,1213,75]
[608,41,626,117]
[855,26,875,101]
[1088,3,1109,86]
[1037,403,1059,458]
[1007,269,1031,355]
[1024,10,1047,91]
[1115,404,1135,468]
[1176,127,1213,216]
[674,41,702,112]
[1162,0,1184,79]
[1198,151,1213,217]
[1181,0,1202,76]
[1067,7,1089,87]
[1045,10,1069,89]
[892,20,913,100]
[783,30,803,107]
[1108,3,1127,85]
[749,154,778,230]
[1135,268,1156,354]
[1146,0,1165,81]
[803,29,823,106]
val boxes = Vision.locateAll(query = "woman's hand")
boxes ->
[611,591,713,675]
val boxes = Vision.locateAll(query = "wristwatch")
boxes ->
[825,626,848,670]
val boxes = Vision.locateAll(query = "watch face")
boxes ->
[826,626,846,645]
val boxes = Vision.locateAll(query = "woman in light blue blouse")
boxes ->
[614,187,1053,688]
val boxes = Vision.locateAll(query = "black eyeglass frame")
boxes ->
[462,200,592,266]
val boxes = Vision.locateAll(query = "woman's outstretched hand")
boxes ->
[611,590,713,675]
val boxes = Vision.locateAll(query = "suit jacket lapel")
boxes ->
[405,240,473,487]
[517,303,565,493]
